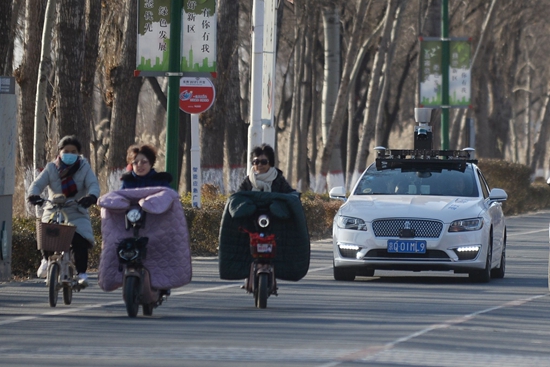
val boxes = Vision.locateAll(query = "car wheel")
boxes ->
[333,261,356,281]
[491,232,506,279]
[469,233,492,283]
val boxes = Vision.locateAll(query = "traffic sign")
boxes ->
[179,77,216,114]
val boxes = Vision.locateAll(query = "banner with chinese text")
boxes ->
[182,0,217,74]
[419,39,471,108]
[136,0,172,73]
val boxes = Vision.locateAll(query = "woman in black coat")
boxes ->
[238,144,295,193]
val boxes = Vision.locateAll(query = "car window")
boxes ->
[354,164,479,197]
[476,169,490,199]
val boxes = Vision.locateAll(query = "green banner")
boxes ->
[419,41,442,106]
[136,0,172,72]
[181,0,217,74]
[419,39,471,107]
[449,41,471,106]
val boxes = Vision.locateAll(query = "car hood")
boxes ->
[339,195,484,223]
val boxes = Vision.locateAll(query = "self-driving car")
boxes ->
[329,148,507,283]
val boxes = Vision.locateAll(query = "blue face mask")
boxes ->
[61,153,79,165]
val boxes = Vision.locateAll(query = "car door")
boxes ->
[476,168,505,257]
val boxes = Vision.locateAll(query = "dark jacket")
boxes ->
[120,169,173,189]
[238,168,295,193]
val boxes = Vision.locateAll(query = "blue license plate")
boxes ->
[387,240,427,254]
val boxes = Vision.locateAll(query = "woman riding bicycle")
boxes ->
[27,135,100,286]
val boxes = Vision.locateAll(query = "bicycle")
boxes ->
[34,194,86,307]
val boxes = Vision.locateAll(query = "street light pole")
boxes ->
[441,0,449,150]
[166,0,182,189]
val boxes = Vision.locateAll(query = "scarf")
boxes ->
[56,156,81,198]
[249,166,278,192]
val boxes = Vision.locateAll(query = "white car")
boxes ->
[330,149,507,283]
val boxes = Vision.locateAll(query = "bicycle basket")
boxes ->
[36,220,76,252]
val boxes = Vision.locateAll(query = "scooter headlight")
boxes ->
[126,209,141,223]
[258,214,270,228]
[118,247,139,262]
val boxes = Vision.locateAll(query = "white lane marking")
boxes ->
[0,283,240,326]
[507,228,548,237]
[317,293,549,367]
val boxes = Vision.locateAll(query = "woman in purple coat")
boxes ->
[120,144,173,189]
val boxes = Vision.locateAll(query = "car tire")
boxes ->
[469,233,492,283]
[491,232,506,279]
[333,262,356,281]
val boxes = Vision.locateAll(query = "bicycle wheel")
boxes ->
[48,263,60,307]
[123,276,140,318]
[63,266,73,305]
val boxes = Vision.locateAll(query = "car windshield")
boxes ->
[353,164,479,197]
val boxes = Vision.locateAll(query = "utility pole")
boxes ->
[165,0,183,190]
[440,0,449,150]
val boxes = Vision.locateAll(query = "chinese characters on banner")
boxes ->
[136,0,217,76]
[419,39,471,107]
[182,0,217,74]
[449,41,471,106]
[136,0,172,72]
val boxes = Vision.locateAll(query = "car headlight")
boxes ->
[336,216,368,231]
[448,218,483,232]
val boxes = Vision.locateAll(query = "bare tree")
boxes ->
[217,0,247,192]
[0,0,14,75]
[33,0,57,174]
[14,0,46,170]
[80,0,101,161]
[101,0,142,171]
[314,0,371,192]
[352,0,398,185]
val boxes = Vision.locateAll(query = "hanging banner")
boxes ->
[182,0,217,75]
[449,40,471,107]
[136,0,172,74]
[419,40,442,107]
[419,38,471,108]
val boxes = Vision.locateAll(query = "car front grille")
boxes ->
[364,249,450,260]
[372,219,443,238]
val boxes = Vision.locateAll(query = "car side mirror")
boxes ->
[489,188,507,202]
[329,186,346,201]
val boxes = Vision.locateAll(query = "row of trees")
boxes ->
[2,0,550,205]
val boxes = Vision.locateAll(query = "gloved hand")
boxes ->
[27,195,44,206]
[77,195,97,209]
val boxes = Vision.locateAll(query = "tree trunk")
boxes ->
[105,0,142,171]
[33,0,56,172]
[54,0,85,150]
[286,1,305,187]
[373,0,404,147]
[296,2,314,192]
[80,0,101,161]
[530,84,550,173]
[0,0,14,75]
[14,0,46,170]
[314,0,371,192]
[217,0,246,193]
[353,0,397,182]
[321,4,343,190]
